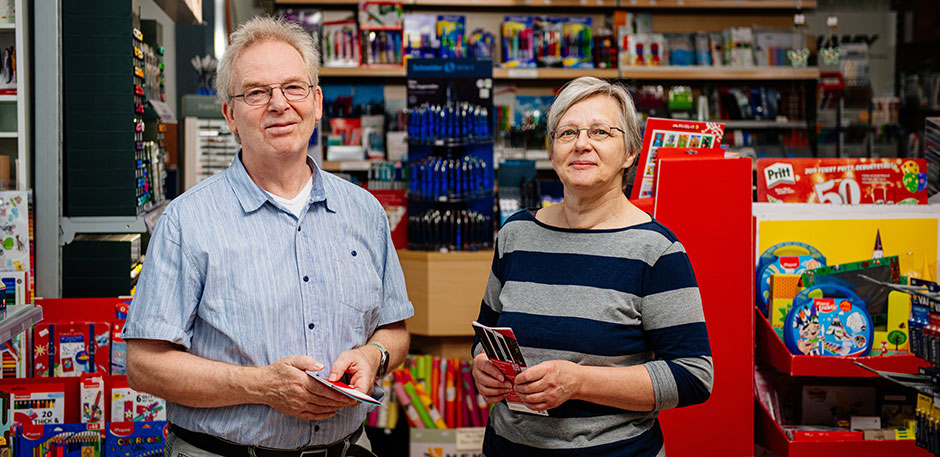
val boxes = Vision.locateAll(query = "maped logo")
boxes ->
[109,422,136,437]
[423,449,482,457]
[764,163,796,188]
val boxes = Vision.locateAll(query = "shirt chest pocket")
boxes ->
[331,245,382,337]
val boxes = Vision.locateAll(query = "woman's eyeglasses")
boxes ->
[551,124,625,143]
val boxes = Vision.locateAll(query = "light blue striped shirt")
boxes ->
[124,153,414,448]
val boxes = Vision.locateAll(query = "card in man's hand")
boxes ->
[305,371,382,406]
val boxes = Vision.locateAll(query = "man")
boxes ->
[123,16,413,457]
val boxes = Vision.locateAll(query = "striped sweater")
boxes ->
[474,210,713,457]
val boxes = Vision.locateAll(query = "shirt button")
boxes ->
[351,250,357,257]
[308,323,315,329]
[303,276,309,282]
[314,425,320,432]
[297,226,301,232]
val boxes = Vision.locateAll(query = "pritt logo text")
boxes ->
[764,163,796,188]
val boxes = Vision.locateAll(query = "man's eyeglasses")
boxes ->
[551,124,625,143]
[231,81,314,106]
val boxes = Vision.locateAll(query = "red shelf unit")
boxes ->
[756,308,928,377]
[0,297,131,423]
[654,157,755,457]
[756,396,931,457]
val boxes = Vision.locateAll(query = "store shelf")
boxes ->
[318,65,818,81]
[619,0,815,7]
[0,132,16,138]
[621,66,819,80]
[493,67,618,80]
[756,308,928,378]
[60,201,168,246]
[723,120,807,129]
[319,66,406,78]
[756,396,930,457]
[275,0,814,7]
[0,24,13,31]
[0,95,15,102]
[0,304,42,343]
[322,160,373,172]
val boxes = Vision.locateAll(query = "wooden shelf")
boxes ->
[319,66,406,78]
[318,65,819,81]
[492,67,618,80]
[620,66,819,80]
[276,0,813,7]
[619,0,815,7]
[321,160,373,171]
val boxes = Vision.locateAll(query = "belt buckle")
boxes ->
[299,449,329,457]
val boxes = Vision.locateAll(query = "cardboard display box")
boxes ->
[398,250,492,337]
[410,428,484,457]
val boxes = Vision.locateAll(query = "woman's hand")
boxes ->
[471,352,513,404]
[513,360,581,411]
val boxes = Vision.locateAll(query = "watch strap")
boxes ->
[369,342,389,378]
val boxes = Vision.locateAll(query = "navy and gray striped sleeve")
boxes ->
[641,241,714,411]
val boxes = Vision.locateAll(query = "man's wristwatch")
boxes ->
[369,342,390,378]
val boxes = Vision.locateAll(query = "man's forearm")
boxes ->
[126,339,268,408]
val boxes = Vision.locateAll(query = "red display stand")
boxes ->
[653,157,755,457]
[0,297,129,423]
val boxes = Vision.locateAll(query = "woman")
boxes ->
[472,77,713,456]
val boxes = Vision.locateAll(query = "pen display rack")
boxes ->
[405,59,494,252]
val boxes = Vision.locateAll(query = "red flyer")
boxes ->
[631,118,725,199]
[756,158,928,204]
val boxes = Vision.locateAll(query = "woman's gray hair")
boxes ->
[216,16,320,105]
[547,77,642,157]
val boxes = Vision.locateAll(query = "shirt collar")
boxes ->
[227,151,335,214]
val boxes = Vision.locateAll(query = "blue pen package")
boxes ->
[436,15,466,58]
[501,16,535,68]
[562,17,593,69]
[404,14,438,58]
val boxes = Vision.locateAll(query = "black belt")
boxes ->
[169,423,361,457]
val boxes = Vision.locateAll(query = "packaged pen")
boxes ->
[501,16,535,69]
[562,17,593,69]
[534,16,563,68]
[323,20,360,67]
[593,27,617,69]
[359,2,404,67]
[437,15,466,59]
[404,13,438,59]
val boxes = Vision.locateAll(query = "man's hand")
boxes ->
[471,352,512,404]
[513,360,581,411]
[262,355,357,421]
[328,346,379,394]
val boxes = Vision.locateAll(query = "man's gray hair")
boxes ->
[216,15,320,105]
[546,77,642,156]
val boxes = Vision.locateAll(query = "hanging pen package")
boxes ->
[322,19,360,67]
[562,17,593,69]
[436,15,466,59]
[500,16,535,69]
[359,2,404,67]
